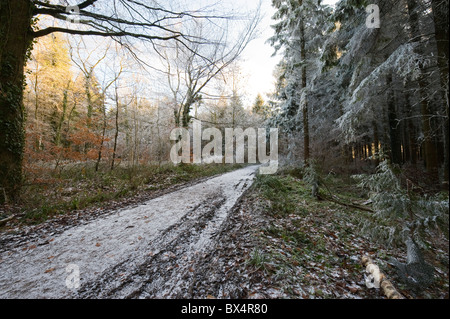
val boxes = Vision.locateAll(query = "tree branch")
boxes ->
[76,0,98,10]
[31,27,180,41]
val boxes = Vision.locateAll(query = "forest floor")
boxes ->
[0,165,448,299]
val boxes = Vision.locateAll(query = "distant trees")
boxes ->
[23,33,175,177]
[0,0,261,201]
[24,34,106,177]
[21,30,264,185]
[252,94,270,119]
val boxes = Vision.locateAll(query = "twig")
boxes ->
[0,215,15,226]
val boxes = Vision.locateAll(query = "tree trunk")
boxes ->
[300,14,310,165]
[111,87,120,170]
[373,121,380,166]
[132,99,140,167]
[0,0,33,202]
[407,0,439,177]
[404,93,418,165]
[55,81,71,147]
[408,120,418,165]
[386,73,402,165]
[83,73,94,154]
[95,100,107,172]
[431,0,449,182]
[402,122,410,163]
[419,83,439,175]
[181,92,195,129]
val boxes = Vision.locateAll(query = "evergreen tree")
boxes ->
[269,0,333,164]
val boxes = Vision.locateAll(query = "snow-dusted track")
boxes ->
[0,166,258,299]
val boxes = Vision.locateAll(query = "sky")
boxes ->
[45,0,339,107]
[239,0,339,104]
[239,0,280,104]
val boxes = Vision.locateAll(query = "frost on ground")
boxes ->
[1,165,447,299]
[0,166,258,299]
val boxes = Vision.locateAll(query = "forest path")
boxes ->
[0,165,258,298]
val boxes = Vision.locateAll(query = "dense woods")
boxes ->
[261,0,448,296]
[0,0,447,198]
[269,0,448,184]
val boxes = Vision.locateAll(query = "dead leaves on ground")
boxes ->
[238,177,449,299]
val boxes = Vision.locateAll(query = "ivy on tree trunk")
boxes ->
[0,0,34,202]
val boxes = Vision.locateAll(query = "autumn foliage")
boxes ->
[23,35,111,181]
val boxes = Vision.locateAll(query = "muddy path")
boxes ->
[0,166,258,299]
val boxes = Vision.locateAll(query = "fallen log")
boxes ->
[321,193,374,213]
[318,179,374,213]
[362,255,403,299]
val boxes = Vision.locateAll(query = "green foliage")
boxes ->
[282,166,304,179]
[254,174,288,193]
[246,247,271,272]
[352,160,449,246]
[303,162,319,185]
[253,174,303,217]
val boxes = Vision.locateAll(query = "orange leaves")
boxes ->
[68,122,103,148]
[23,113,112,180]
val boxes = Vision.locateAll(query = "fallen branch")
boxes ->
[0,215,15,226]
[318,180,374,213]
[320,193,374,212]
[362,256,403,299]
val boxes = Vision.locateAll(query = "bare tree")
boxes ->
[110,63,126,171]
[95,48,123,172]
[69,37,110,121]
[161,10,261,128]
